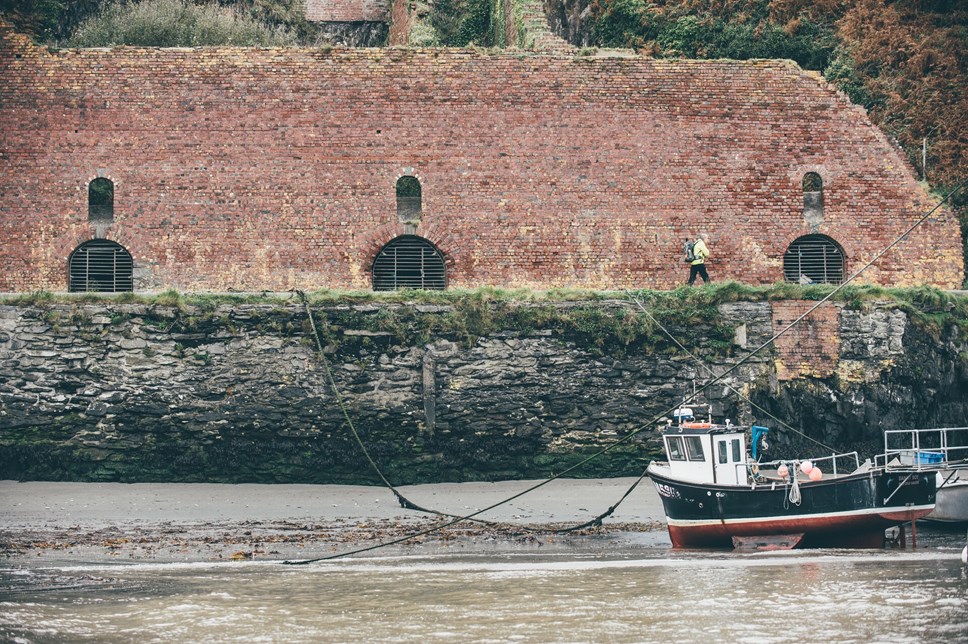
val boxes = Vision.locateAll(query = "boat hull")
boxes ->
[925,479,968,524]
[647,465,936,548]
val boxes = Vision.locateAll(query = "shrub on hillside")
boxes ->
[592,0,836,70]
[64,0,298,47]
[430,0,494,47]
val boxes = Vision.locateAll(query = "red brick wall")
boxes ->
[772,301,842,380]
[0,24,962,292]
[387,0,413,46]
[305,0,390,22]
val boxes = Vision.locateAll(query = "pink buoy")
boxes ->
[809,467,823,481]
[801,461,814,474]
[778,464,789,478]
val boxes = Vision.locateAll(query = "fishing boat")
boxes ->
[926,470,968,524]
[647,406,967,549]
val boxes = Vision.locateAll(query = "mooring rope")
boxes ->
[286,180,966,564]
[294,290,436,515]
[295,290,547,532]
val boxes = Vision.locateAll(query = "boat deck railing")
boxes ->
[880,426,968,471]
[748,451,862,482]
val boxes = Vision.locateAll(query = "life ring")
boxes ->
[681,422,712,429]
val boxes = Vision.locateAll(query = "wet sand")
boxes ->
[0,478,669,563]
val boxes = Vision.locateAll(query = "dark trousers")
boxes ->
[688,263,709,285]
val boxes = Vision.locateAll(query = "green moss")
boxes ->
[3,284,965,357]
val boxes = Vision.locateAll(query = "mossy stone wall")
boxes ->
[1,295,966,483]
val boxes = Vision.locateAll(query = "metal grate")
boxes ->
[68,240,134,292]
[783,235,845,285]
[372,235,446,291]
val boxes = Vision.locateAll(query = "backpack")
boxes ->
[683,240,696,263]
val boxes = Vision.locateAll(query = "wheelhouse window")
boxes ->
[667,436,686,461]
[718,441,728,464]
[783,234,845,285]
[372,235,446,291]
[685,436,705,462]
[88,178,114,223]
[731,438,741,462]
[68,239,133,292]
[396,176,422,222]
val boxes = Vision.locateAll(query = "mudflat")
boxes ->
[0,478,669,563]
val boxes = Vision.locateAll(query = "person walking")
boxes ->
[687,233,710,285]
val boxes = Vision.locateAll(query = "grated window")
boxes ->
[802,172,823,193]
[88,178,114,223]
[68,239,133,292]
[372,235,446,291]
[783,234,845,285]
[396,176,422,222]
[802,172,823,222]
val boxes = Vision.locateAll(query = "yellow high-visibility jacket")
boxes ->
[691,239,709,265]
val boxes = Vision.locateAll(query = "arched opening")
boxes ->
[396,176,422,223]
[88,178,114,223]
[372,235,445,291]
[783,234,845,285]
[802,172,823,224]
[68,239,134,292]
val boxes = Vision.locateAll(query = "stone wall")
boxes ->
[1,297,965,483]
[1,23,962,293]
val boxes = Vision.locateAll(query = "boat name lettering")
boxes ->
[655,484,681,499]
[889,477,923,488]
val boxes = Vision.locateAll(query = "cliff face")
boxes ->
[1,297,966,483]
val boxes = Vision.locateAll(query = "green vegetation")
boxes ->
[593,0,835,70]
[6,283,966,356]
[7,282,966,311]
[63,0,298,47]
[430,0,494,46]
[0,0,72,42]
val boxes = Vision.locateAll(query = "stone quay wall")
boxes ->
[1,297,965,483]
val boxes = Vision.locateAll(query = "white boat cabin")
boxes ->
[663,409,749,485]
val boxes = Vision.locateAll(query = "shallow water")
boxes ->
[3,534,967,644]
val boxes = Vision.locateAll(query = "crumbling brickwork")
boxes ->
[305,0,390,22]
[772,301,843,381]
[387,0,413,45]
[0,23,962,292]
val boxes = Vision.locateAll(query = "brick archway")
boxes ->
[783,234,845,285]
[371,234,446,291]
[68,239,134,292]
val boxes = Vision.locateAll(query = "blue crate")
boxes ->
[915,451,944,464]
